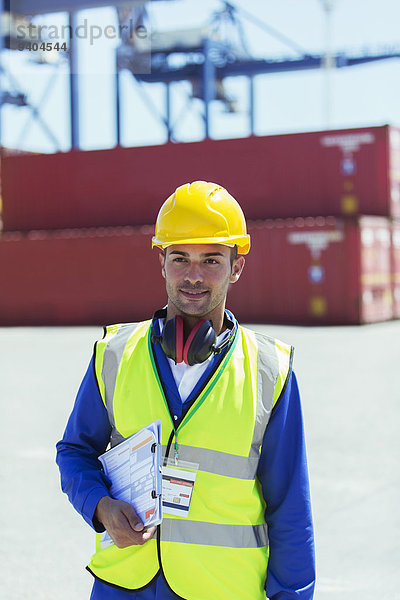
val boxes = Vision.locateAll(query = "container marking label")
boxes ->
[341,157,356,175]
[308,265,325,284]
[288,230,344,257]
[320,132,375,155]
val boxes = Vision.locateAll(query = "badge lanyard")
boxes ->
[148,325,239,516]
[159,326,239,464]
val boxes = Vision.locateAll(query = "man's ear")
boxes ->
[230,256,245,284]
[159,251,166,279]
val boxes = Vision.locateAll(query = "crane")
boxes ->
[1,0,399,150]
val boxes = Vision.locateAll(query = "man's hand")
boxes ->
[95,496,156,548]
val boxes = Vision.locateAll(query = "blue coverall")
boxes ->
[56,319,315,599]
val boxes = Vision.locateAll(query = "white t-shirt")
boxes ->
[158,319,230,403]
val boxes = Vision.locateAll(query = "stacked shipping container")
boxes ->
[0,218,392,326]
[391,220,400,318]
[1,125,400,229]
[0,125,399,325]
[241,216,393,324]
[0,227,162,326]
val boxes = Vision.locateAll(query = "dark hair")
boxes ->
[230,245,238,265]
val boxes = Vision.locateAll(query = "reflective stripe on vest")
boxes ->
[161,519,269,548]
[90,320,293,599]
[101,322,139,447]
[99,322,293,461]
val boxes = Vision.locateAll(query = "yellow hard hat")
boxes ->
[152,181,251,255]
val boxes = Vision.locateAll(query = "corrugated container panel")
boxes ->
[358,216,393,323]
[227,216,393,324]
[0,217,393,326]
[0,227,166,326]
[0,147,39,231]
[1,125,400,232]
[391,220,400,318]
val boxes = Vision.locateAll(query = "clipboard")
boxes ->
[99,419,162,545]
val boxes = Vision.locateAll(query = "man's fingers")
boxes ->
[95,497,156,548]
[122,504,144,532]
[113,525,156,548]
[142,526,156,542]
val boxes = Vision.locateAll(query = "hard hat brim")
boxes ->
[152,235,250,255]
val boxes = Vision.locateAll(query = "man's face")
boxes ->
[159,244,244,321]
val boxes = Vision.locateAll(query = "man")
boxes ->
[56,181,315,600]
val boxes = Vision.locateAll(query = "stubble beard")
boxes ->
[166,278,230,320]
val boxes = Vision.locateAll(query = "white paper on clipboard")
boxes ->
[98,419,162,549]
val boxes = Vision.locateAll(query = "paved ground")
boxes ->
[1,321,399,599]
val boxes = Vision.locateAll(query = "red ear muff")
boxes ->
[153,309,235,366]
[160,316,178,363]
[183,320,206,366]
[160,315,184,364]
[175,316,184,364]
[183,320,216,366]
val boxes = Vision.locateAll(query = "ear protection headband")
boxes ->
[151,309,237,366]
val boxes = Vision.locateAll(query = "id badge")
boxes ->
[162,459,199,518]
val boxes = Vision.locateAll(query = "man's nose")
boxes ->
[184,262,204,285]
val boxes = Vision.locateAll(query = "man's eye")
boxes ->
[205,259,218,264]
[173,257,186,262]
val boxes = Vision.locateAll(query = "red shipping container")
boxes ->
[1,125,400,232]
[391,220,400,318]
[0,147,38,230]
[0,227,166,326]
[0,216,393,326]
[228,215,393,324]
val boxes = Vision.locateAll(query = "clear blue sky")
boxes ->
[2,0,400,152]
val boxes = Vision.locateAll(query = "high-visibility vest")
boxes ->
[87,319,293,600]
